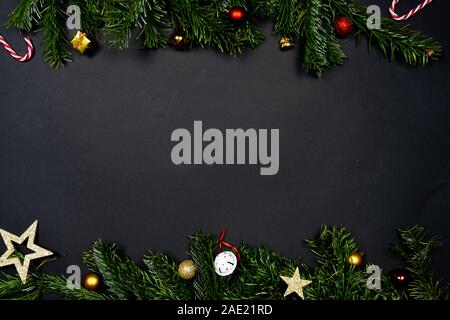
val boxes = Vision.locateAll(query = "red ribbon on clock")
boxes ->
[218,229,241,262]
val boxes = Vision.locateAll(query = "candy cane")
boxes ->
[0,34,34,62]
[389,0,433,21]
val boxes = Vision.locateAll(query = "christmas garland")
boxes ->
[4,0,442,75]
[0,225,447,300]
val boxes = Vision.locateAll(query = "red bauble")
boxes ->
[229,7,246,23]
[333,16,353,37]
[389,269,410,288]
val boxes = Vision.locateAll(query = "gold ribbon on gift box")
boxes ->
[71,31,91,54]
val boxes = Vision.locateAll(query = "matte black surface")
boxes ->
[1,0,449,286]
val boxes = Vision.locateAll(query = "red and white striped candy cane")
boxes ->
[0,34,34,62]
[389,0,433,21]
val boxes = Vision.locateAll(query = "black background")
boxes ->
[1,0,449,291]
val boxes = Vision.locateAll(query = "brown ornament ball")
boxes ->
[389,269,410,287]
[333,16,353,37]
[170,31,191,51]
[178,259,197,280]
[83,272,102,291]
[347,252,363,267]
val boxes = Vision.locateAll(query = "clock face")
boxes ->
[214,251,238,276]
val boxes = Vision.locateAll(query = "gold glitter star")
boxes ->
[0,220,53,283]
[280,267,311,299]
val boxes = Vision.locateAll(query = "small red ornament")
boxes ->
[333,16,353,37]
[229,7,246,23]
[389,269,410,288]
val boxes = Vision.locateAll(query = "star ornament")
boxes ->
[0,220,53,283]
[280,267,312,300]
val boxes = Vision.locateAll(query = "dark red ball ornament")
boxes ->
[229,7,246,23]
[333,16,353,37]
[389,269,410,288]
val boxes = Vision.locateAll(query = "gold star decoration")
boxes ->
[0,220,53,283]
[280,267,312,299]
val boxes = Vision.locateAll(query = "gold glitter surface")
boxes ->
[280,267,312,300]
[0,220,53,284]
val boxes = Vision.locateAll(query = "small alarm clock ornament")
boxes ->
[214,230,240,277]
[214,251,238,276]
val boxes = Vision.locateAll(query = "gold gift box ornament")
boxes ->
[279,37,294,51]
[71,31,91,54]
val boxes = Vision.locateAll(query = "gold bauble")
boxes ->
[83,272,101,291]
[279,37,294,51]
[178,259,197,280]
[347,253,363,267]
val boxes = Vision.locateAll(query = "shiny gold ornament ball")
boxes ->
[178,259,197,280]
[347,253,363,267]
[83,272,102,291]
[279,37,294,51]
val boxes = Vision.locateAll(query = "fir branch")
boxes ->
[82,246,101,273]
[143,251,192,299]
[305,226,378,300]
[246,0,277,18]
[38,273,110,300]
[331,0,441,65]
[170,0,262,54]
[234,19,265,50]
[102,0,134,49]
[301,0,334,76]
[72,0,103,36]
[85,240,154,299]
[306,226,358,272]
[103,0,168,49]
[320,2,346,67]
[137,0,169,49]
[41,0,73,69]
[380,274,407,300]
[0,225,447,300]
[389,226,446,300]
[0,271,39,299]
[224,245,301,300]
[169,0,221,52]
[300,0,346,76]
[274,0,297,36]
[0,255,57,300]
[5,0,442,71]
[189,232,228,300]
[5,0,42,31]
[221,0,265,50]
[208,0,246,53]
